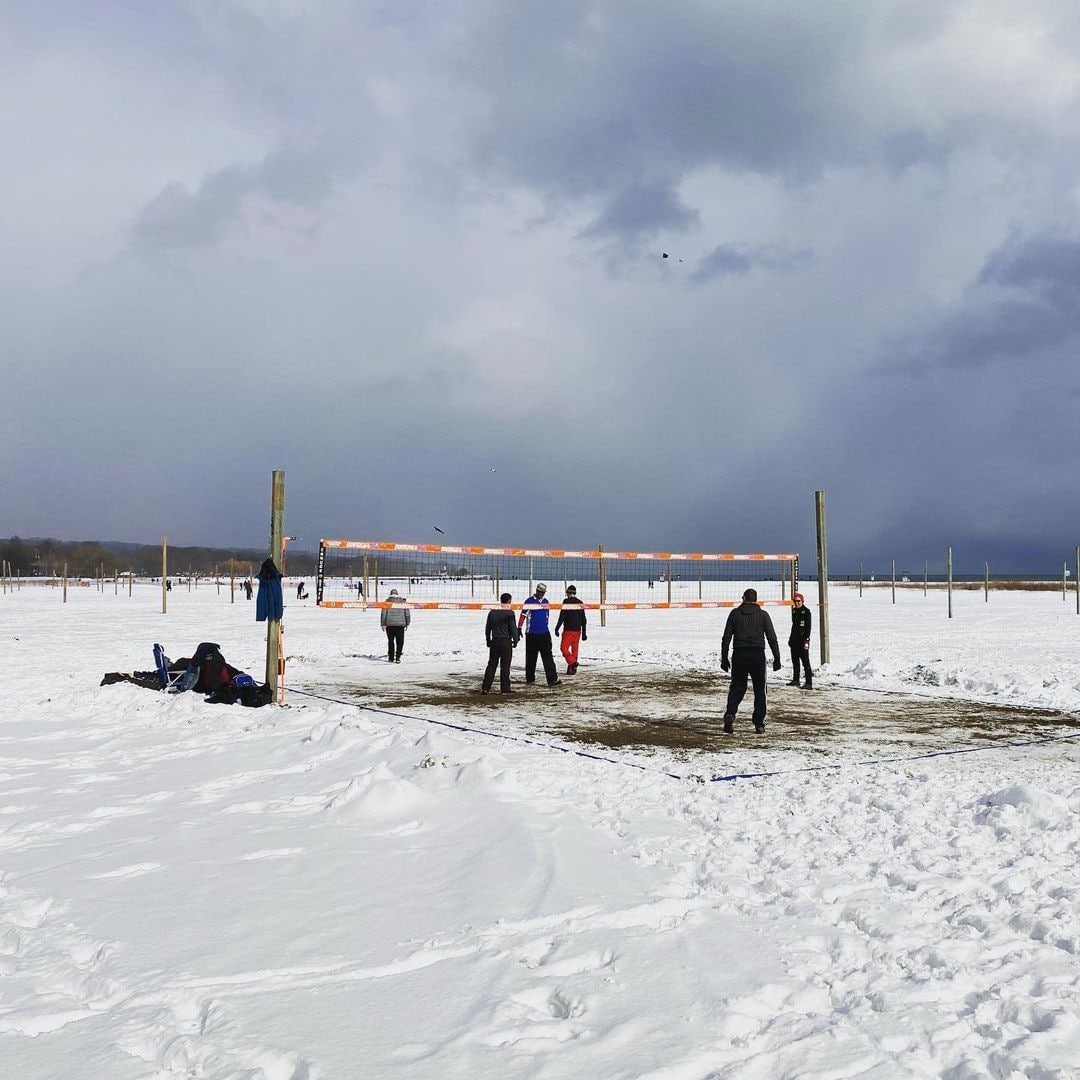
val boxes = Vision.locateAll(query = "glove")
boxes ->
[582,634,587,641]
[773,658,782,671]
[720,657,730,672]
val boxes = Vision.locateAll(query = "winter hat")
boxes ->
[566,585,577,594]
[742,588,758,602]
[535,583,547,594]
[793,592,804,603]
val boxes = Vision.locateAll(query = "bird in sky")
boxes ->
[434,525,445,535]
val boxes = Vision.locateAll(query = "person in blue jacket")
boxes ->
[517,583,560,686]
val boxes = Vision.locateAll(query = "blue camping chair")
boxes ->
[153,644,195,692]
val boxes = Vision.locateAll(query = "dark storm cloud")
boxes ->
[579,182,698,241]
[883,235,1080,373]
[133,144,351,251]
[8,1,1080,572]
[454,1,953,212]
[690,243,811,285]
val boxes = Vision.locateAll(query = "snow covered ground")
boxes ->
[2,579,1079,1078]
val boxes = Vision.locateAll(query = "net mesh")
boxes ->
[316,540,798,610]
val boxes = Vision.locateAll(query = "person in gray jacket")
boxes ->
[720,588,782,734]
[380,588,411,662]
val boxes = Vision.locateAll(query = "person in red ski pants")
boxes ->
[554,584,587,674]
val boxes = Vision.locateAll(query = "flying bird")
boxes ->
[489,466,497,474]
[434,525,445,535]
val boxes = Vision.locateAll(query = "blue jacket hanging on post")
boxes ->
[256,558,284,622]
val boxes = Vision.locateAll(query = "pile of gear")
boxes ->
[100,641,272,707]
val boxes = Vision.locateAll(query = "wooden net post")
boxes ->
[266,470,284,699]
[598,544,607,628]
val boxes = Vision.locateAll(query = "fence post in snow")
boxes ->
[859,562,863,597]
[985,562,989,602]
[161,539,167,614]
[815,490,830,666]
[1075,546,1079,615]
[947,547,953,618]
[891,560,896,604]
[924,560,928,597]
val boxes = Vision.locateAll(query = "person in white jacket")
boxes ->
[380,588,411,662]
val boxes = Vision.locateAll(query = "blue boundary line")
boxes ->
[708,729,1080,783]
[285,686,1080,787]
[286,686,687,780]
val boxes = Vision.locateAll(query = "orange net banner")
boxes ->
[316,538,798,611]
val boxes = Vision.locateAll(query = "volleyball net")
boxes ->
[316,539,798,610]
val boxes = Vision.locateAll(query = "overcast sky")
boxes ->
[5,1,1080,572]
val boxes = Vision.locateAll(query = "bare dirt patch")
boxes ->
[324,660,1075,766]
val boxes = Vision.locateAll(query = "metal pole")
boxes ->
[63,562,68,603]
[859,562,863,598]
[1075,546,1079,615]
[266,471,284,697]
[598,544,607,628]
[984,562,989,602]
[1064,561,1068,601]
[161,539,167,614]
[924,559,928,597]
[814,490,830,666]
[891,559,896,604]
[947,547,953,619]
[667,564,672,605]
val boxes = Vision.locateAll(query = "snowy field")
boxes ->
[2,580,1080,1079]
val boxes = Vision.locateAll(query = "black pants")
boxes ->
[790,642,813,684]
[386,626,405,661]
[482,640,514,692]
[726,648,768,725]
[524,633,558,685]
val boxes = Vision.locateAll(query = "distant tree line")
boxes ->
[0,536,318,579]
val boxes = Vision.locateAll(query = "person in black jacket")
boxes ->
[554,585,587,674]
[788,591,813,689]
[481,593,521,694]
[720,588,782,734]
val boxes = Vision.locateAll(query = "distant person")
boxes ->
[380,588,410,662]
[720,588,782,734]
[554,585,587,674]
[166,580,172,592]
[788,592,813,689]
[296,581,308,600]
[481,593,521,694]
[244,579,253,600]
[517,583,560,686]
[357,581,364,598]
